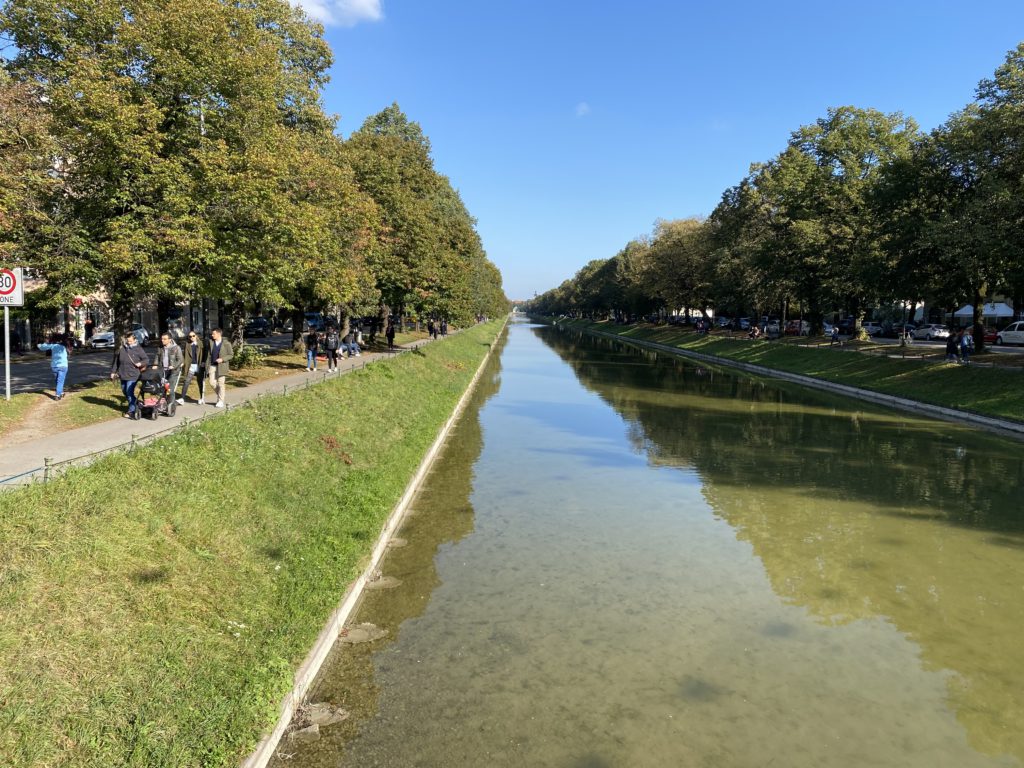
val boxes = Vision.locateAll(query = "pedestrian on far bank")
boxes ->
[305,327,319,371]
[324,326,340,370]
[159,332,183,398]
[386,322,396,350]
[111,332,149,419]
[440,319,448,337]
[206,328,233,408]
[178,330,205,404]
[37,333,71,401]
[830,325,840,346]
[945,332,960,363]
[427,319,436,339]
[960,328,974,365]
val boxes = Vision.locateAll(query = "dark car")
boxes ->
[244,317,271,337]
[837,318,856,335]
[882,322,917,339]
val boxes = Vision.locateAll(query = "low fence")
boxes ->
[0,349,409,489]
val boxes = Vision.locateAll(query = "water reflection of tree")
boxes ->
[273,332,507,768]
[539,325,1024,762]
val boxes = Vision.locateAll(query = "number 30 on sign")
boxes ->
[0,268,25,307]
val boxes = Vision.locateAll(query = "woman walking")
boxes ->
[305,327,320,371]
[110,332,150,419]
[37,333,71,400]
[178,330,205,404]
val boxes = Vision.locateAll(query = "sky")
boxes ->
[298,0,1024,300]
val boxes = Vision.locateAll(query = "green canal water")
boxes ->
[275,320,1024,768]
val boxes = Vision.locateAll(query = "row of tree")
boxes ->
[0,0,507,344]
[527,44,1024,352]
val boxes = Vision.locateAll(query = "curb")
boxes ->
[568,324,1024,442]
[240,319,508,768]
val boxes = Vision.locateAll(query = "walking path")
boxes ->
[0,339,434,487]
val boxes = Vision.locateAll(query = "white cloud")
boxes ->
[575,102,591,118]
[293,0,383,27]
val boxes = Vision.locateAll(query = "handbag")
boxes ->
[189,363,198,374]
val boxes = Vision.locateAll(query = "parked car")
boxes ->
[304,312,326,331]
[735,317,751,331]
[837,318,856,335]
[88,328,115,349]
[912,324,951,341]
[883,322,917,339]
[861,321,884,337]
[982,326,998,344]
[996,321,1024,346]
[784,320,810,336]
[821,321,835,337]
[244,317,271,337]
[716,316,732,329]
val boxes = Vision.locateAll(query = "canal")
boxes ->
[276,319,1024,768]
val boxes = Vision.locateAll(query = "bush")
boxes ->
[232,343,266,369]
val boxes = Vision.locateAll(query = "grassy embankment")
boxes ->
[0,321,501,768]
[561,319,1024,424]
[1,329,432,437]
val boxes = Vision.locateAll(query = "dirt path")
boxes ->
[3,394,65,446]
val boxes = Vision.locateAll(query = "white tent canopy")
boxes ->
[953,302,1015,318]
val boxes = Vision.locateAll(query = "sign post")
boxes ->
[1,267,25,402]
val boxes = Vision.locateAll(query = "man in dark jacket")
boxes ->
[178,330,205,404]
[110,332,150,419]
[158,333,184,401]
[206,328,233,408]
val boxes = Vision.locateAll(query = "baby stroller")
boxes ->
[138,368,176,420]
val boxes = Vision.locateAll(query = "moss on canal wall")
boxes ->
[0,321,502,768]
[555,319,1024,426]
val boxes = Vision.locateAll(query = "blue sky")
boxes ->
[302,1,1024,300]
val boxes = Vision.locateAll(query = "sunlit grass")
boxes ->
[0,321,501,768]
[565,320,1024,424]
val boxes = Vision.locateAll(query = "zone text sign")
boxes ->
[0,268,25,307]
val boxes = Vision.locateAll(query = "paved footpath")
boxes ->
[0,338,435,487]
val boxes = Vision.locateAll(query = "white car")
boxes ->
[88,328,115,349]
[862,321,884,337]
[912,324,951,341]
[87,324,151,349]
[996,321,1024,346]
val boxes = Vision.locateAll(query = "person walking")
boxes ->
[385,322,396,351]
[959,328,974,365]
[37,333,71,401]
[945,332,960,363]
[324,325,340,370]
[111,332,149,419]
[427,319,436,339]
[206,328,233,408]
[305,327,319,371]
[440,319,448,337]
[178,330,205,404]
[830,325,840,346]
[158,332,183,399]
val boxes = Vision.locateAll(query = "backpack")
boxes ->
[326,331,339,350]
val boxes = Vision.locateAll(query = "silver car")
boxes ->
[996,321,1024,346]
[912,323,950,341]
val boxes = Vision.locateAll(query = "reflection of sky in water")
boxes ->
[283,321,1024,768]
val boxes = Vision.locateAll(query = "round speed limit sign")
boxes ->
[0,268,24,306]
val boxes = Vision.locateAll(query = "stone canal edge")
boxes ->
[572,324,1024,442]
[241,318,508,768]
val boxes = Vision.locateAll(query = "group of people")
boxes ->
[110,328,233,419]
[304,325,362,372]
[426,319,448,340]
[945,328,975,364]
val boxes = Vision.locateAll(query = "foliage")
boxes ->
[526,47,1024,333]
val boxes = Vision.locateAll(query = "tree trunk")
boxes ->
[291,307,304,350]
[229,293,245,347]
[157,297,173,335]
[973,287,985,353]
